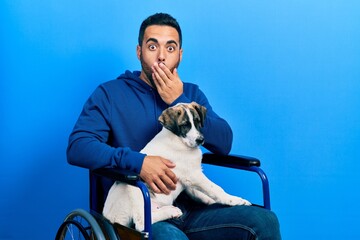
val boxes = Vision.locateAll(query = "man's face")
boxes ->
[137,25,183,87]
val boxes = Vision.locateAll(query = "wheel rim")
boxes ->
[55,219,92,240]
[55,209,106,240]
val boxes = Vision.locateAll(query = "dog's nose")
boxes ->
[196,136,204,145]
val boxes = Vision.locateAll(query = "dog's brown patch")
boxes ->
[158,105,188,133]
[158,102,207,137]
[188,102,207,128]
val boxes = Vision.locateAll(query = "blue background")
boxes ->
[1,0,359,239]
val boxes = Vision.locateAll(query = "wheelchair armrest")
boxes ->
[202,153,261,168]
[91,168,153,237]
[92,168,139,186]
[202,152,271,210]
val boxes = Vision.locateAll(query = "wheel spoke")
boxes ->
[55,209,106,240]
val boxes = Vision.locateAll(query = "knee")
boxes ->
[253,209,281,240]
[152,221,189,240]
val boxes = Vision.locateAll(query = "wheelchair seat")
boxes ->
[55,153,271,240]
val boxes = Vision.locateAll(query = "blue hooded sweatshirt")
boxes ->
[67,70,233,174]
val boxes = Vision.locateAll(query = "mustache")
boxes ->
[139,52,181,89]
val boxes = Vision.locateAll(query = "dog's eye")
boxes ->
[193,117,203,128]
[194,117,202,125]
[179,121,191,128]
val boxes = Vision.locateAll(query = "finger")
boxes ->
[160,158,177,183]
[152,71,163,87]
[161,172,177,191]
[154,177,172,194]
[165,169,178,185]
[158,62,173,79]
[148,181,162,194]
[162,159,176,168]
[154,63,172,83]
[153,73,166,91]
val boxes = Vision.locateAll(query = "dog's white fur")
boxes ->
[103,102,251,231]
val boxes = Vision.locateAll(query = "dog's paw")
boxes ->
[226,196,252,206]
[134,218,145,232]
[164,206,183,218]
[201,198,216,205]
[152,206,183,224]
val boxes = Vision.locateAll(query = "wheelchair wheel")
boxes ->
[55,209,107,240]
[90,210,120,240]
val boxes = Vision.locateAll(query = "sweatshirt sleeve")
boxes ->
[66,85,145,173]
[199,94,233,155]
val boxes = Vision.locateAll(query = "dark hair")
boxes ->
[138,13,182,48]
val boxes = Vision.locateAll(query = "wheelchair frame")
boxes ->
[56,153,271,240]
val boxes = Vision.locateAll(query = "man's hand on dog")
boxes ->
[140,156,177,195]
[152,62,183,105]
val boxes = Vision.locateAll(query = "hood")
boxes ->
[117,70,153,94]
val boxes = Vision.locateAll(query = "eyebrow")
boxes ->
[146,38,178,46]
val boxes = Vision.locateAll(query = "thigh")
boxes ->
[152,221,189,240]
[182,204,281,240]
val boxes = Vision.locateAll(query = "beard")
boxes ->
[139,55,156,89]
[139,51,181,89]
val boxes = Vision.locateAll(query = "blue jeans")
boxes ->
[152,193,281,240]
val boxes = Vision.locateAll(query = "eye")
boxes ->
[148,44,157,51]
[167,45,176,52]
[193,118,201,127]
[179,120,191,128]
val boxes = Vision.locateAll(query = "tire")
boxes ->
[55,209,106,240]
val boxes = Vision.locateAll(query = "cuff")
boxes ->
[169,93,191,106]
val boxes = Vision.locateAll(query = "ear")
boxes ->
[136,45,141,60]
[179,48,183,62]
[191,102,207,127]
[158,108,179,133]
[158,109,167,126]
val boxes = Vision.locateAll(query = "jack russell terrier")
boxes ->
[103,102,251,231]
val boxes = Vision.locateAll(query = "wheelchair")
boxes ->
[55,153,271,240]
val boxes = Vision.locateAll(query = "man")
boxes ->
[67,13,281,239]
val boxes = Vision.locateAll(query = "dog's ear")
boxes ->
[158,108,180,133]
[190,102,207,128]
[158,109,170,126]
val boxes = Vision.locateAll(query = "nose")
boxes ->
[196,136,204,146]
[158,47,166,62]
[158,55,165,62]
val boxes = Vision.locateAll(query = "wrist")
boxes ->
[169,93,190,106]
